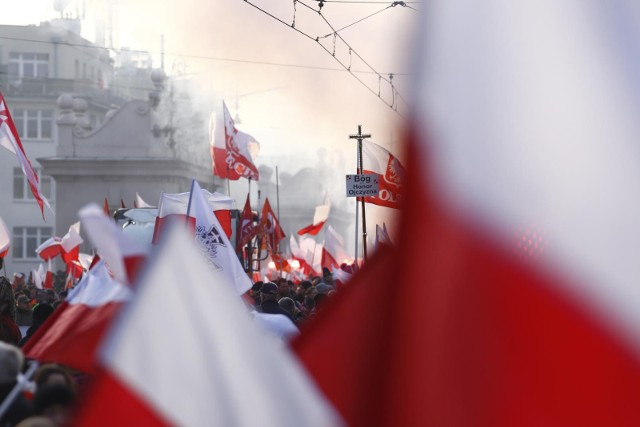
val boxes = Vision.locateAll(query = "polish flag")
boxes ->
[0,92,52,219]
[210,101,260,181]
[79,204,148,286]
[361,141,405,210]
[23,261,131,374]
[74,225,341,426]
[36,237,63,261]
[152,189,234,244]
[0,216,9,258]
[43,258,54,290]
[60,222,83,264]
[190,180,252,295]
[258,198,285,252]
[237,194,258,248]
[290,235,313,276]
[293,2,640,426]
[297,202,331,236]
[321,225,350,270]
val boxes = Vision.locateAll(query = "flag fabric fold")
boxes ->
[74,225,342,426]
[0,92,52,219]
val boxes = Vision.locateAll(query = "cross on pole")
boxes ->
[349,125,371,263]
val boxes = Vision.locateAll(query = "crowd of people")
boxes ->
[0,267,341,426]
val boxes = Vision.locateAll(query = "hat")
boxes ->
[260,282,278,295]
[17,295,29,304]
[316,282,335,295]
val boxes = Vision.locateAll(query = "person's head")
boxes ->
[277,280,290,298]
[278,297,296,315]
[32,303,54,326]
[259,282,278,303]
[33,383,75,426]
[0,342,23,385]
[34,364,75,391]
[16,295,30,311]
[314,293,329,310]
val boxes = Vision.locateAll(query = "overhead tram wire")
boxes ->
[0,35,408,77]
[242,0,408,116]
[298,0,409,112]
[317,3,394,39]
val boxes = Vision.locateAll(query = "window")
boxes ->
[12,109,53,140]
[12,227,53,260]
[13,168,54,200]
[8,52,49,79]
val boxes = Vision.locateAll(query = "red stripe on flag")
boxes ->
[74,367,173,426]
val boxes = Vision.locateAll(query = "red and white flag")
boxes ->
[35,237,63,261]
[23,261,131,374]
[258,198,285,252]
[189,180,252,295]
[0,92,52,219]
[0,217,9,258]
[60,221,83,264]
[297,200,331,236]
[43,258,54,290]
[321,225,350,270]
[210,101,260,181]
[79,204,148,286]
[361,141,405,210]
[152,189,234,244]
[238,194,258,248]
[294,2,640,426]
[74,225,341,426]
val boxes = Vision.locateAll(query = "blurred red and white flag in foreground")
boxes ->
[79,204,148,285]
[23,261,131,374]
[0,92,52,219]
[75,226,341,426]
[294,2,640,426]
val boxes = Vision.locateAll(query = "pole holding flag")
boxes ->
[349,125,372,262]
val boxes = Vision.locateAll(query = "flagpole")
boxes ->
[185,179,196,225]
[276,165,283,278]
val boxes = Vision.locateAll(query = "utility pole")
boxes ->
[349,125,371,262]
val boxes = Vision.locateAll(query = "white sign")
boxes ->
[345,174,379,197]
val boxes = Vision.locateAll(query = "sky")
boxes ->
[2,0,418,251]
